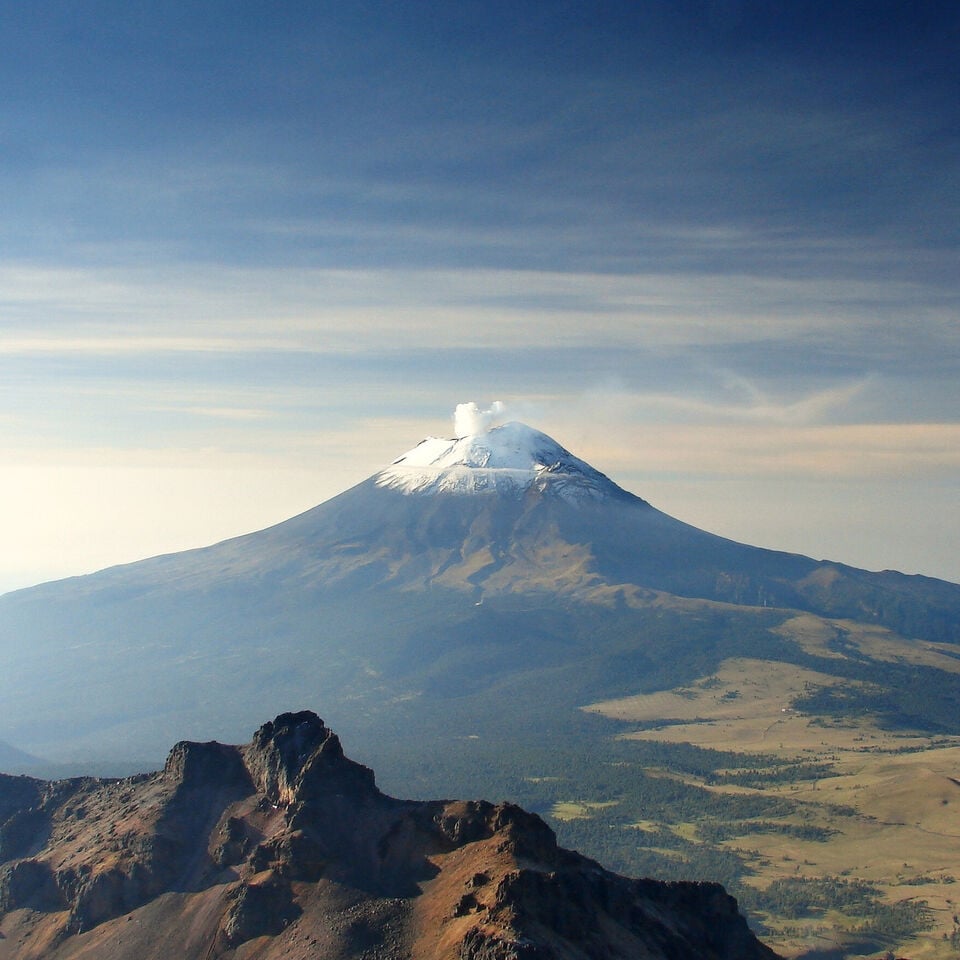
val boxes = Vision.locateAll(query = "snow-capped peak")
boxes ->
[374,421,617,501]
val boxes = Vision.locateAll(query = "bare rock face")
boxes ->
[243,711,376,805]
[0,713,779,960]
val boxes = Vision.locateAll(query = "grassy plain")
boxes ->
[583,616,960,959]
[551,799,620,821]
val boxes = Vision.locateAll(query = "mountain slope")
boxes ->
[0,711,778,960]
[0,420,958,765]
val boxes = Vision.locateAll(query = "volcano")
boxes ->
[1,416,959,768]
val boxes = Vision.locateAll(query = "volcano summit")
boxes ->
[376,420,618,501]
[0,411,959,768]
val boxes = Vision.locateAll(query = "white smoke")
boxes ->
[453,401,507,438]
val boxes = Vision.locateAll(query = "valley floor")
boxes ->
[584,644,960,959]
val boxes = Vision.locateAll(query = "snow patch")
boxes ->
[375,421,616,502]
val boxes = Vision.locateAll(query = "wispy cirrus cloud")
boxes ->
[618,422,960,481]
[1,262,951,353]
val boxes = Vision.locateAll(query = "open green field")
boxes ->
[579,615,960,958]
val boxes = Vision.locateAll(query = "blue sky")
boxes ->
[2,1,958,591]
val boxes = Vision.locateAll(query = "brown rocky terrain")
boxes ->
[0,711,777,959]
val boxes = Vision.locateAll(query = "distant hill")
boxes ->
[0,740,43,773]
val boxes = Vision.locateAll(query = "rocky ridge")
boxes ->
[0,712,778,959]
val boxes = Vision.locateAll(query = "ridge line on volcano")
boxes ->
[374,418,622,502]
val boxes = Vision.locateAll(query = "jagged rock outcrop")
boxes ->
[0,712,779,959]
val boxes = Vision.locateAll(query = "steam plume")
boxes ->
[454,401,506,438]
